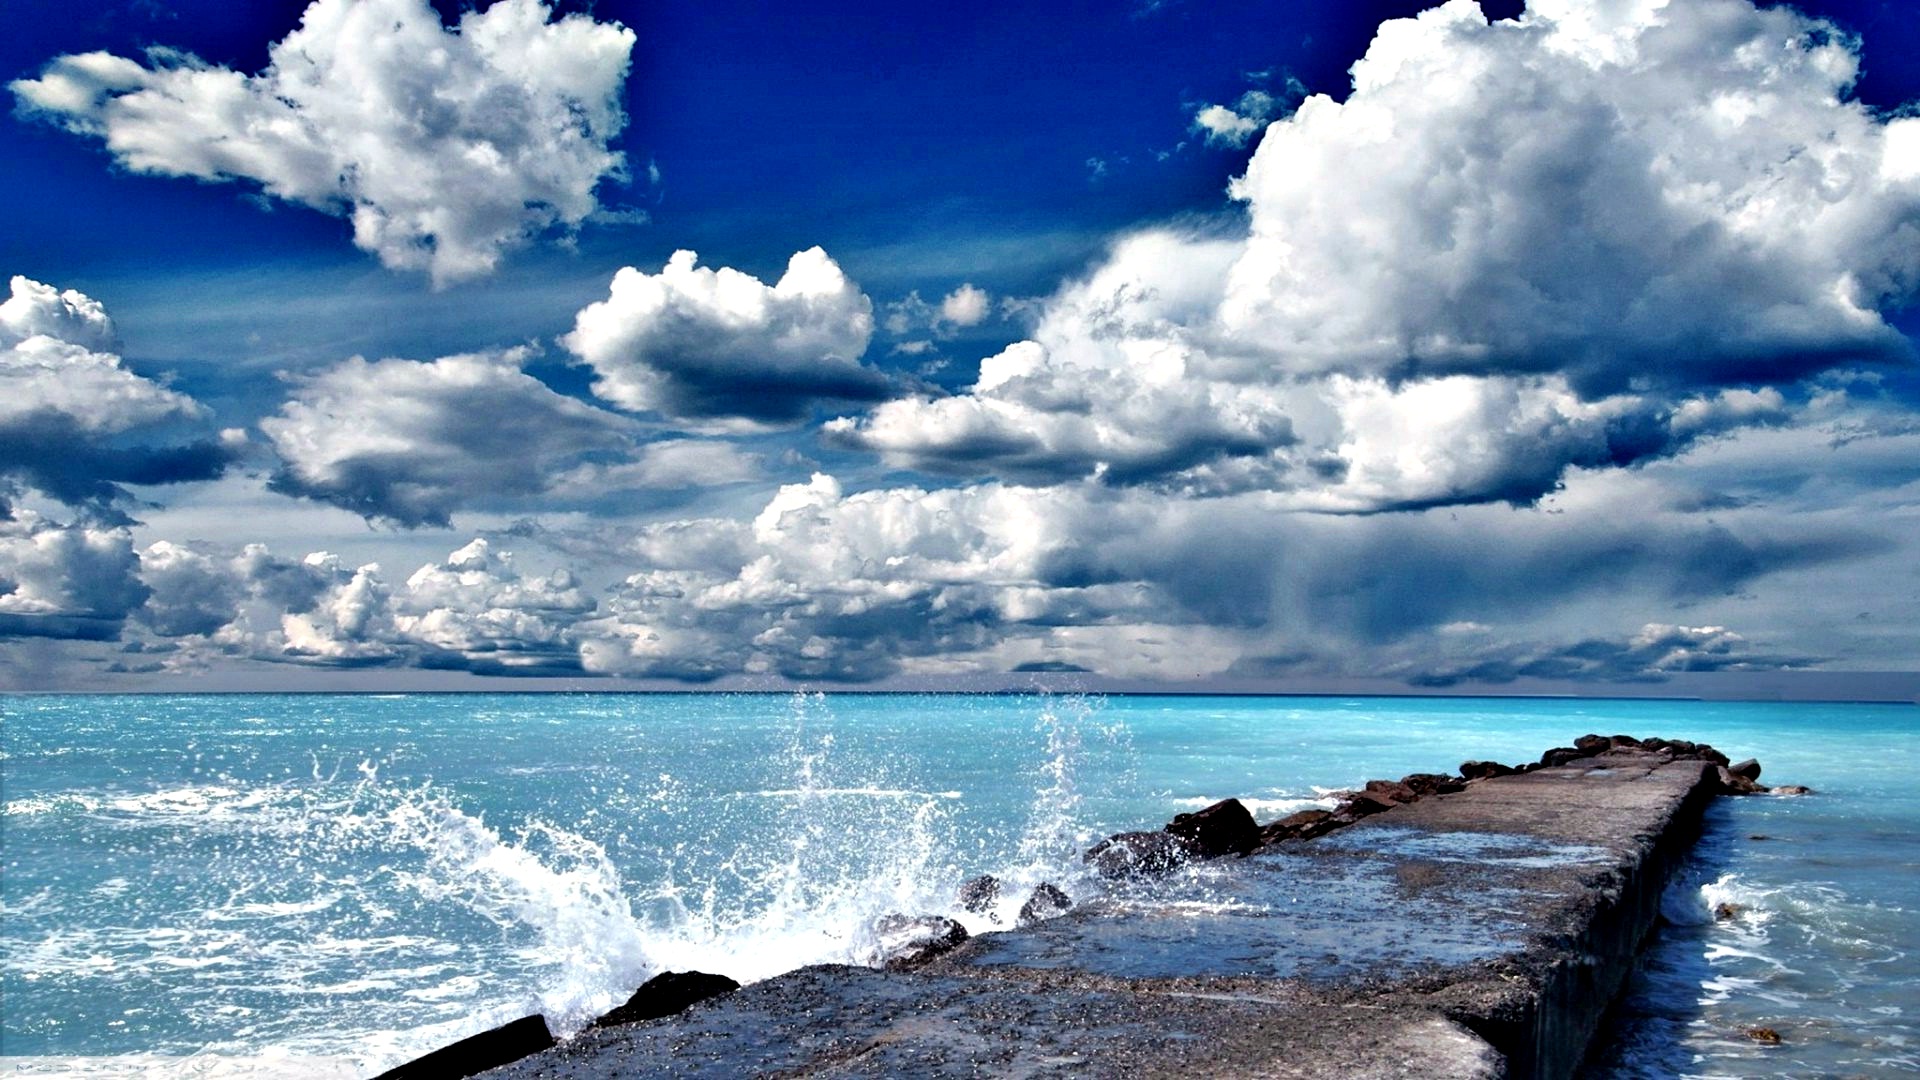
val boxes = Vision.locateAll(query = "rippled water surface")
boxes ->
[2,693,1913,1076]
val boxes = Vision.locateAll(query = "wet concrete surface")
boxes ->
[481,751,1717,1079]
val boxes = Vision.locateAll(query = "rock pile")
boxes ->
[1070,733,1799,878]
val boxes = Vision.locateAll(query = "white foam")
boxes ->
[0,1055,359,1079]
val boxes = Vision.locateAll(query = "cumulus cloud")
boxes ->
[568,437,1881,684]
[563,248,886,429]
[830,0,1920,511]
[0,276,234,513]
[392,539,594,674]
[1218,0,1920,389]
[11,0,635,285]
[132,537,599,674]
[1190,88,1292,147]
[260,347,639,527]
[575,474,1156,682]
[939,284,992,328]
[0,508,148,640]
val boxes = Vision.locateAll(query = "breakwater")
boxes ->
[377,734,1778,1079]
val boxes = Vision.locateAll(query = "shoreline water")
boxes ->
[3,694,1915,1076]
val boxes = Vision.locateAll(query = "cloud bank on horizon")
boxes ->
[3,0,1917,692]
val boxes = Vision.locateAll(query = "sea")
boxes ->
[1,692,1914,1077]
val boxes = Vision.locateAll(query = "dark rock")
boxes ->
[1746,1027,1783,1045]
[1338,791,1397,818]
[1017,882,1074,927]
[1728,758,1762,782]
[1460,760,1514,781]
[957,874,1002,914]
[1715,766,1766,796]
[1772,785,1814,796]
[1363,779,1419,804]
[596,971,740,1027]
[1608,734,1644,749]
[1085,831,1198,878]
[1400,773,1464,797]
[871,914,969,968]
[371,1014,554,1080]
[1259,808,1337,845]
[1697,745,1731,767]
[1713,902,1744,921]
[1573,734,1611,755]
[1540,747,1584,768]
[1164,798,1260,857]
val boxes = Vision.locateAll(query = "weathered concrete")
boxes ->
[478,749,1717,1079]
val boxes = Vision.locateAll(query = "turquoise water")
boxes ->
[1,693,1914,1076]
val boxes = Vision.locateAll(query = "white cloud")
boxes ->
[391,538,593,673]
[261,347,636,526]
[939,284,992,327]
[0,508,148,640]
[831,0,1920,511]
[11,0,636,286]
[1,276,234,512]
[562,248,885,429]
[1,276,198,432]
[276,553,405,665]
[1191,88,1293,148]
[1218,0,1919,387]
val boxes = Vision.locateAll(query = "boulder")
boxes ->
[957,874,1002,915]
[1539,747,1584,768]
[1459,760,1514,781]
[371,1014,554,1080]
[871,914,969,968]
[1259,808,1337,845]
[1337,791,1397,818]
[1363,779,1419,804]
[1400,773,1463,797]
[1016,882,1074,927]
[1714,766,1767,796]
[1772,785,1814,796]
[595,971,740,1027]
[1697,745,1731,767]
[1728,758,1762,782]
[1085,831,1198,878]
[1164,797,1260,857]
[1608,734,1644,750]
[1573,734,1611,755]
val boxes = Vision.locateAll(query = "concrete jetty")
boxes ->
[457,746,1724,1079]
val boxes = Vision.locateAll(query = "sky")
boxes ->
[2,0,1917,698]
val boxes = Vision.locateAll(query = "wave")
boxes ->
[2,691,1122,1076]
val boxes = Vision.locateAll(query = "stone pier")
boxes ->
[461,748,1720,1079]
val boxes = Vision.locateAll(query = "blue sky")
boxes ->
[2,0,1917,696]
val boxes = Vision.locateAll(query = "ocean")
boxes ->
[1,692,1914,1077]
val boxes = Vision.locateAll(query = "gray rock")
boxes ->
[1016,882,1073,927]
[871,914,969,968]
[1084,831,1198,879]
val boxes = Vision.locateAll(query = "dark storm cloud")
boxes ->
[0,413,235,521]
[1402,624,1824,688]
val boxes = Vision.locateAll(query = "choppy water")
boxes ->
[1,693,1914,1077]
